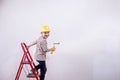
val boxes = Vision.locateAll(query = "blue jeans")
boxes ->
[35,61,47,80]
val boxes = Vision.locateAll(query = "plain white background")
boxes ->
[0,0,120,80]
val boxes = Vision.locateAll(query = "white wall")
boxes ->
[0,0,120,80]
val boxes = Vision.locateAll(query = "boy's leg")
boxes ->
[34,60,41,70]
[38,61,47,80]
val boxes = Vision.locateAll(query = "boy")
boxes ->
[27,25,55,80]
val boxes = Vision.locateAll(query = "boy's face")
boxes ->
[41,32,50,39]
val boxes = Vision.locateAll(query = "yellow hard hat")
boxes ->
[40,25,51,32]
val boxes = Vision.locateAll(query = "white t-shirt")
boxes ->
[34,36,48,61]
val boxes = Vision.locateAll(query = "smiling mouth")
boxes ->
[44,35,49,38]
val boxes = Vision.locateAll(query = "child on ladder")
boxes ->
[27,25,56,80]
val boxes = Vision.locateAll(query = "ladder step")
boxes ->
[22,61,33,64]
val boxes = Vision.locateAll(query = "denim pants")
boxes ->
[35,61,47,80]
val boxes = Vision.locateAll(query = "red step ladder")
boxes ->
[15,42,39,80]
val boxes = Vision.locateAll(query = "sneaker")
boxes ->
[27,72,34,77]
[30,68,37,72]
[30,69,39,75]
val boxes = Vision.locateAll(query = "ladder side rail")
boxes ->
[15,45,27,80]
